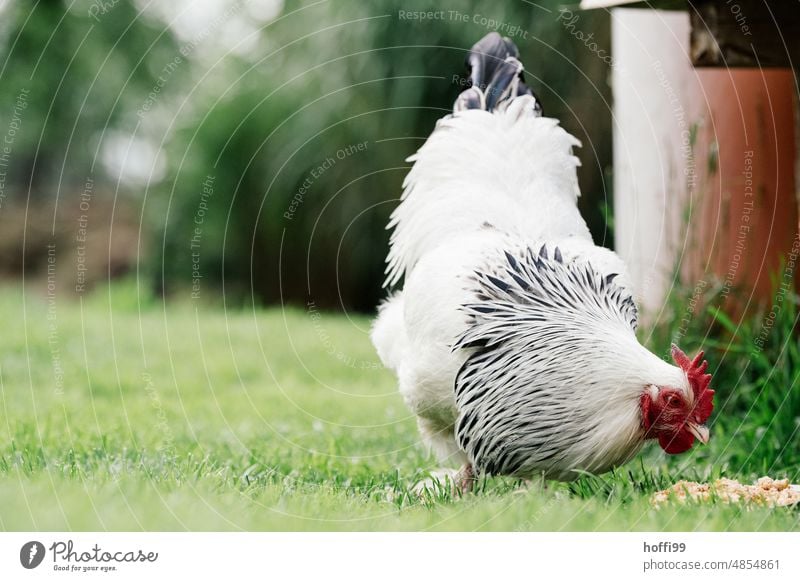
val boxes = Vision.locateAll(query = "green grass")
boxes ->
[0,281,798,531]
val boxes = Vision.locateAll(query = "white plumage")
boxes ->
[372,33,714,487]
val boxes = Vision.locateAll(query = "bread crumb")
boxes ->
[651,477,800,508]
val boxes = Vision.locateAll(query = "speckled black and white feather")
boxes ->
[452,244,647,479]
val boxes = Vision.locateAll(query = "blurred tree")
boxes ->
[0,0,181,195]
[0,0,181,279]
[0,0,614,311]
[155,0,614,311]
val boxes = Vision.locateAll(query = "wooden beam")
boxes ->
[795,83,800,230]
[689,0,800,67]
[580,0,685,9]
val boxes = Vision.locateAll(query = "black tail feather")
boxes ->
[455,32,542,115]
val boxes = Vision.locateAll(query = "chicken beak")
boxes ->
[687,422,709,445]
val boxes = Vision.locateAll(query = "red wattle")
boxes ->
[658,429,695,454]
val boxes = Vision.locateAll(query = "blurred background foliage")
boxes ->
[0,0,613,311]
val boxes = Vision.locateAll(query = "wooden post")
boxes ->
[689,0,800,68]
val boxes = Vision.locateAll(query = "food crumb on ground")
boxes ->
[651,477,800,508]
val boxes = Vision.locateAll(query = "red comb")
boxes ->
[671,344,714,423]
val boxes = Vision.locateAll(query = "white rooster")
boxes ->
[371,33,714,492]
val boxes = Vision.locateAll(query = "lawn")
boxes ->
[0,282,798,531]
